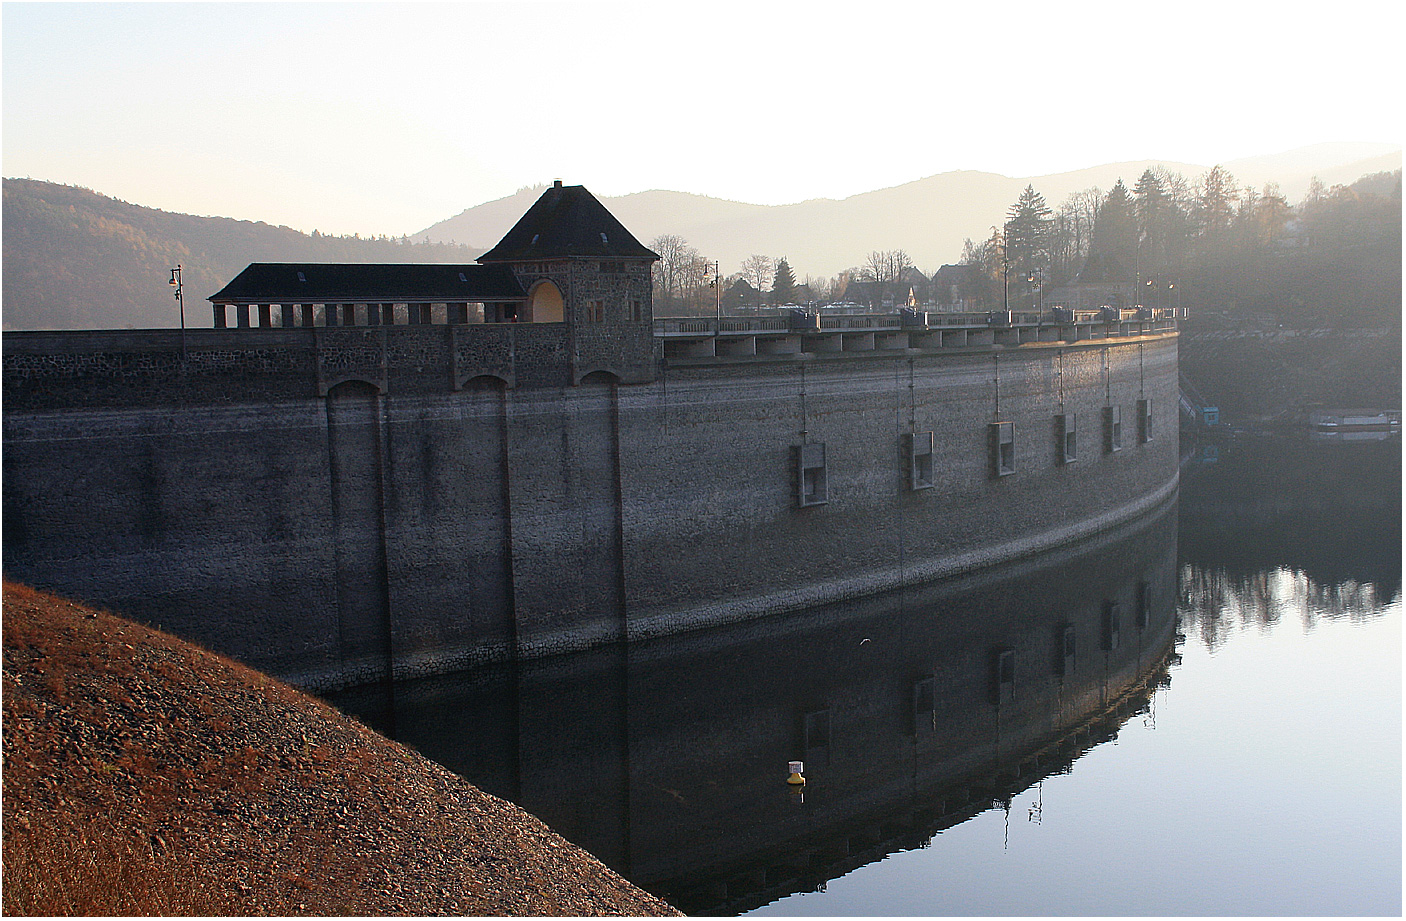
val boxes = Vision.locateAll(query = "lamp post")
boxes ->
[169,264,186,364]
[1001,220,1011,313]
[709,260,721,328]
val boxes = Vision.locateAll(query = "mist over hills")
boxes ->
[1,143,1397,330]
[2,179,482,331]
[421,143,1401,279]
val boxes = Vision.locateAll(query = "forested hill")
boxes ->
[2,179,483,331]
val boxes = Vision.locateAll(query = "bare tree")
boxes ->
[679,254,715,315]
[650,234,696,309]
[739,254,774,310]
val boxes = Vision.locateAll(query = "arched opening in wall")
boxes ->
[526,280,565,323]
[325,380,392,681]
[569,368,626,642]
[464,373,511,391]
[457,374,517,654]
[579,369,620,386]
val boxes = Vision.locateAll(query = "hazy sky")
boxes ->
[3,1,1401,236]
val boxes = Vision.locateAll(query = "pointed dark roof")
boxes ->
[477,183,659,263]
[932,263,981,284]
[209,263,525,303]
[1075,252,1133,284]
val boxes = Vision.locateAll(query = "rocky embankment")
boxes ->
[1,581,679,916]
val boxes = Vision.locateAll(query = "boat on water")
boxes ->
[1306,409,1401,442]
[1309,409,1401,433]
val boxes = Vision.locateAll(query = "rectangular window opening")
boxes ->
[1102,601,1122,651]
[1138,398,1154,443]
[906,432,935,490]
[1059,412,1078,464]
[587,299,605,323]
[1107,405,1123,453]
[803,709,831,751]
[797,443,829,507]
[991,422,1016,477]
[1060,624,1077,676]
[912,677,937,734]
[993,648,1016,705]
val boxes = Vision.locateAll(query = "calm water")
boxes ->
[329,435,1401,916]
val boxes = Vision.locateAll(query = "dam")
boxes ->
[2,183,1181,691]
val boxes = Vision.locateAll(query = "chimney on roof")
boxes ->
[553,179,563,188]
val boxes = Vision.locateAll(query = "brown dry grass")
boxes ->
[2,580,679,916]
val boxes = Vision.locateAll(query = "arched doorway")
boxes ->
[526,280,564,323]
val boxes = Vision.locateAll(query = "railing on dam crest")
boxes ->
[655,306,1183,362]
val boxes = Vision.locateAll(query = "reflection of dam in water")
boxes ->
[330,499,1178,914]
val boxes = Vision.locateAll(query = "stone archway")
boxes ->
[526,280,564,323]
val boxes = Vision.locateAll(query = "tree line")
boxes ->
[652,166,1400,330]
[958,166,1401,327]
[650,235,931,316]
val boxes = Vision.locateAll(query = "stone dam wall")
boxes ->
[3,323,1179,690]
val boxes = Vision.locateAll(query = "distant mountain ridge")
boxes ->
[2,179,482,331]
[421,144,1401,279]
[3,143,1397,330]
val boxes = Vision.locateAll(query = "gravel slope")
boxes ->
[2,581,679,916]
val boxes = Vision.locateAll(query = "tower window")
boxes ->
[586,299,605,322]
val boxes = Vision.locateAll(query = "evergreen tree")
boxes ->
[771,257,797,305]
[1004,185,1054,278]
[1133,169,1173,272]
[1193,165,1239,243]
[1003,186,1054,308]
[1088,180,1138,278]
[1252,182,1293,248]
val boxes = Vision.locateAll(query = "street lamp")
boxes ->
[1001,220,1011,312]
[169,264,186,363]
[708,260,722,328]
[1026,270,1044,312]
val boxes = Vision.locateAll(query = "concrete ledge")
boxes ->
[625,471,1180,645]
